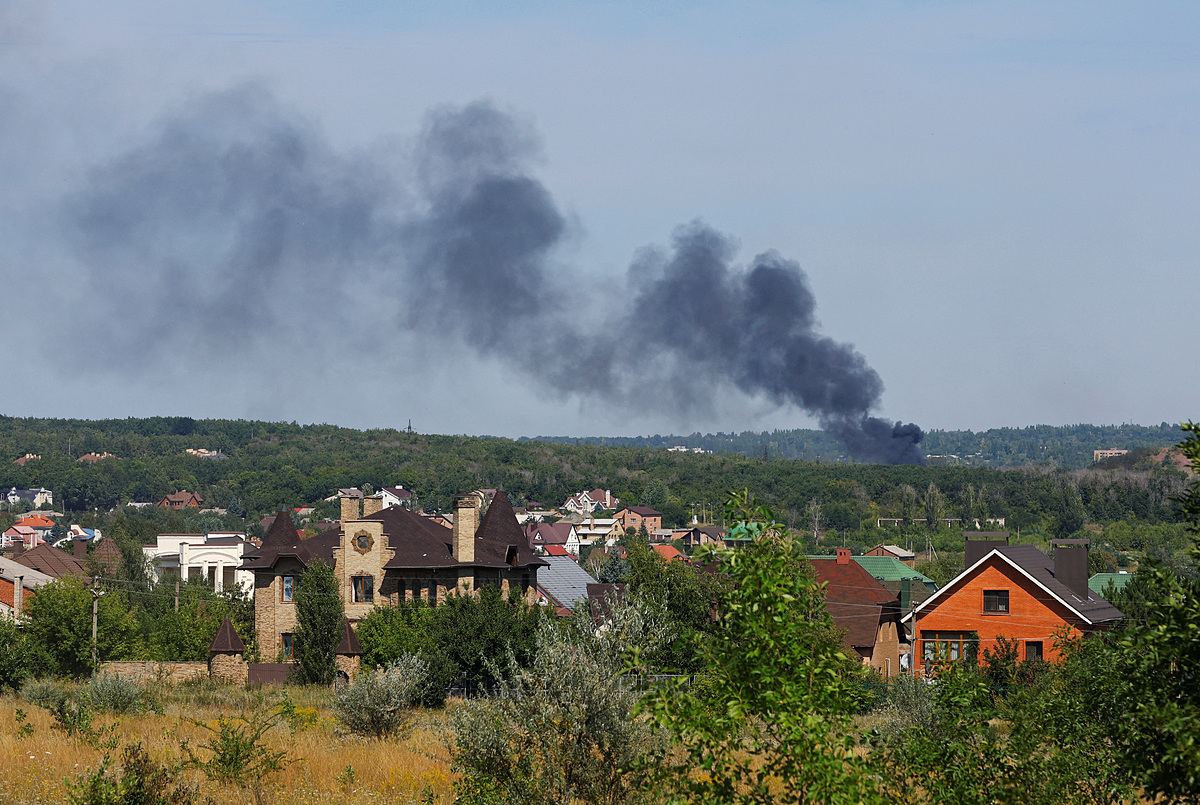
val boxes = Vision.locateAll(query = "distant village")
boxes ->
[2,459,1135,680]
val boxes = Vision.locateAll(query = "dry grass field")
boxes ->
[0,682,454,805]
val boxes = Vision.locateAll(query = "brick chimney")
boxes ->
[74,538,86,559]
[452,495,480,564]
[836,548,851,565]
[14,576,23,618]
[340,494,361,525]
[362,494,384,518]
[1052,539,1090,599]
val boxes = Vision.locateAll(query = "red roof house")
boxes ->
[809,549,907,678]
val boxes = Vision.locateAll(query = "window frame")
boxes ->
[282,575,296,602]
[352,575,374,603]
[281,633,294,660]
[1026,640,1043,661]
[983,589,1010,613]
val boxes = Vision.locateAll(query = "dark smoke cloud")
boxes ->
[51,87,923,464]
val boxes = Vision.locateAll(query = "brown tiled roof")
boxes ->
[809,558,904,652]
[587,582,627,623]
[336,618,363,655]
[622,506,662,517]
[92,538,123,577]
[209,616,246,653]
[14,543,88,579]
[381,491,546,571]
[240,511,339,570]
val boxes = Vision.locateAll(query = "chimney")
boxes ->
[900,576,911,613]
[362,494,384,518]
[74,538,86,559]
[14,576,23,618]
[12,541,23,557]
[340,494,360,525]
[452,495,480,564]
[836,548,851,565]
[965,533,1010,568]
[1053,539,1090,599]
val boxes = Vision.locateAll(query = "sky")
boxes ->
[1,1,1196,445]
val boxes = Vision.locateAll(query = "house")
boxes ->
[524,522,581,556]
[836,554,938,615]
[865,544,916,568]
[4,487,54,508]
[77,452,118,464]
[0,556,54,618]
[11,514,56,547]
[2,525,39,550]
[158,491,204,510]
[903,536,1124,674]
[144,532,255,593]
[574,517,622,548]
[562,489,621,514]
[380,486,415,510]
[615,506,663,536]
[652,545,687,563]
[14,542,89,579]
[536,555,601,616]
[242,491,545,659]
[809,549,907,678]
[674,525,725,550]
[12,454,40,466]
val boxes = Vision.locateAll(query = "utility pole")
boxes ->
[90,578,101,668]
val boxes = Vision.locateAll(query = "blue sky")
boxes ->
[1,1,1196,439]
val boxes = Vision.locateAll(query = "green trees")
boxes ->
[641,490,882,805]
[23,577,141,677]
[293,561,343,685]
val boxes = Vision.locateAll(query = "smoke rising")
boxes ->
[49,88,923,463]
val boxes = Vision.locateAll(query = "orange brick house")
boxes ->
[614,506,662,535]
[903,536,1123,674]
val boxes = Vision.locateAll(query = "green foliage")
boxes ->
[140,578,255,662]
[427,584,545,694]
[1099,420,1200,802]
[293,560,343,686]
[0,615,36,691]
[180,702,290,788]
[640,489,883,805]
[332,655,430,739]
[22,577,142,677]
[85,672,157,714]
[21,677,71,709]
[66,743,198,805]
[450,596,670,805]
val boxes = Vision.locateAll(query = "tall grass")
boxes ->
[0,687,452,804]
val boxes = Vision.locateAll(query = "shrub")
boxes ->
[21,677,71,710]
[86,673,156,714]
[181,702,290,788]
[333,654,429,738]
[67,742,197,805]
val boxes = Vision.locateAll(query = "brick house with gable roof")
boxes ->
[615,506,663,535]
[242,490,546,659]
[903,536,1124,674]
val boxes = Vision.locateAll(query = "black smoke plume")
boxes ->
[52,88,923,464]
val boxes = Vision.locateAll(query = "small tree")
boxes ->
[293,561,343,685]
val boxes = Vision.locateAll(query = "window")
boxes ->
[983,590,1009,613]
[282,575,296,602]
[356,533,371,551]
[281,633,294,660]
[352,575,374,603]
[427,581,437,604]
[922,631,973,663]
[1026,641,1043,661]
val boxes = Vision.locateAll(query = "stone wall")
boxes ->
[209,652,249,684]
[335,654,360,681]
[99,661,208,684]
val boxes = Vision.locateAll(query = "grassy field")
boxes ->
[0,682,453,804]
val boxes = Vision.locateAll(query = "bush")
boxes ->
[86,673,156,714]
[67,742,197,805]
[333,655,429,738]
[21,677,71,710]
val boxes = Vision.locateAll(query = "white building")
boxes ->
[143,532,255,596]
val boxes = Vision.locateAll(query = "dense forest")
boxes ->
[533,422,1185,469]
[0,415,1194,582]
